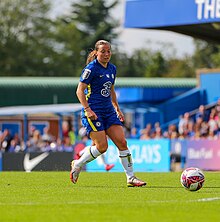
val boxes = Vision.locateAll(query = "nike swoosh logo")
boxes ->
[24,152,49,172]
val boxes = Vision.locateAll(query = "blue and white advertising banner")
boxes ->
[125,0,220,28]
[86,139,170,172]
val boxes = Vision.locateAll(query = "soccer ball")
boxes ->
[180,167,205,191]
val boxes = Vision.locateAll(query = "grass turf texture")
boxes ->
[0,172,220,222]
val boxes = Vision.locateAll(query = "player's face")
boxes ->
[96,44,111,67]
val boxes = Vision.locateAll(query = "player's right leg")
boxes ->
[70,160,82,184]
[70,131,108,184]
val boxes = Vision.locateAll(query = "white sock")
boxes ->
[75,145,101,168]
[119,150,134,180]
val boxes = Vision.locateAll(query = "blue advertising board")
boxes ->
[86,139,170,172]
[125,0,220,28]
[199,71,220,104]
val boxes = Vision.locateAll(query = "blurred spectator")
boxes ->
[53,138,63,152]
[129,127,140,139]
[195,105,209,123]
[28,126,36,139]
[42,126,53,143]
[170,131,179,139]
[153,127,163,139]
[207,130,218,140]
[62,119,78,146]
[8,133,24,152]
[151,122,163,139]
[208,111,218,134]
[0,129,13,152]
[178,112,193,136]
[140,123,152,140]
[26,129,43,152]
[216,112,220,135]
[186,121,195,138]
[200,122,209,138]
[62,120,69,138]
[163,124,178,139]
[140,129,151,140]
[62,136,73,152]
[68,126,77,146]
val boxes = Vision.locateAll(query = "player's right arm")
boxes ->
[76,82,98,120]
[76,82,89,109]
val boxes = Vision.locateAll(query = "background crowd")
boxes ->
[1,100,220,153]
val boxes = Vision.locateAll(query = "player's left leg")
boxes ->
[106,125,146,187]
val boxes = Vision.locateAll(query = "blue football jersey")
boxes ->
[80,59,116,111]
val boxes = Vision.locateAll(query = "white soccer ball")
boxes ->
[180,167,205,191]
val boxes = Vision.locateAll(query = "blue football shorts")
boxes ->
[81,110,123,136]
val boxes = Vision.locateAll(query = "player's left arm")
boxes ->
[111,85,124,122]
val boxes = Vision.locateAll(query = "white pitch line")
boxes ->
[150,197,220,203]
[0,201,108,206]
[0,197,219,206]
[196,197,220,202]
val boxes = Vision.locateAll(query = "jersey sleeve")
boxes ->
[80,65,94,85]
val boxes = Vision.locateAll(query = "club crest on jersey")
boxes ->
[111,74,114,79]
[82,69,91,79]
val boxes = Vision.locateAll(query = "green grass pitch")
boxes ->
[0,171,220,222]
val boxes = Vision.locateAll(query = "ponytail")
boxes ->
[86,50,96,65]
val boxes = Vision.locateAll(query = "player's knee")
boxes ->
[119,139,127,149]
[96,142,108,153]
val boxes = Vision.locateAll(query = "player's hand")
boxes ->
[85,108,98,120]
[116,110,124,122]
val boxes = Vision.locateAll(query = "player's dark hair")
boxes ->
[86,40,111,65]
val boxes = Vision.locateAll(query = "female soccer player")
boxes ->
[70,40,146,187]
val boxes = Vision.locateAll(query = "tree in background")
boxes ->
[166,56,194,78]
[0,0,57,76]
[52,19,83,76]
[192,40,220,69]
[144,51,168,77]
[68,0,119,60]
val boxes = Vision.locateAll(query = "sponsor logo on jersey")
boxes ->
[82,69,91,79]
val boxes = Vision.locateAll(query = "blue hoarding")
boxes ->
[86,139,170,172]
[200,72,220,104]
[125,0,220,28]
